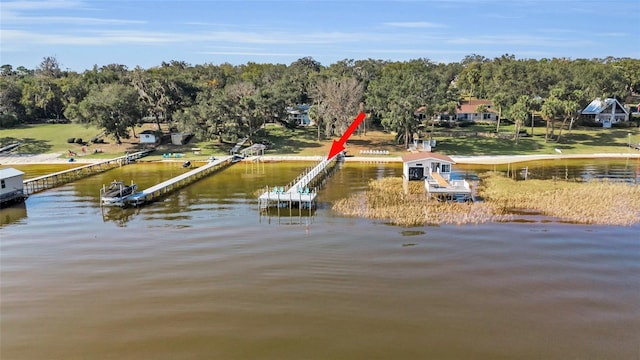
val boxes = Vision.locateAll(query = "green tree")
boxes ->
[0,76,25,126]
[367,59,442,147]
[314,76,364,139]
[510,95,531,144]
[540,97,563,143]
[78,84,142,144]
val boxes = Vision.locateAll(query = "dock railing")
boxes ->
[23,150,152,195]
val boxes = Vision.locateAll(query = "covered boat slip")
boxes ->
[257,155,342,211]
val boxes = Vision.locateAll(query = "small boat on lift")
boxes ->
[100,180,137,207]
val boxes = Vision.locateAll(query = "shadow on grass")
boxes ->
[1,137,52,154]
[254,126,323,155]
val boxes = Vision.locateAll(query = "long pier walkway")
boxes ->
[23,150,152,195]
[124,156,233,206]
[257,154,343,211]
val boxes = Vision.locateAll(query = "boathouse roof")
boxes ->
[401,153,455,164]
[0,167,24,179]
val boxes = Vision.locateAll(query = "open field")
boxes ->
[0,123,148,160]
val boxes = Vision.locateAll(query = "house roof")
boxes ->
[456,99,496,114]
[0,167,24,179]
[401,152,454,164]
[582,98,629,115]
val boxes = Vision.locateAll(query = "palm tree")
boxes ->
[474,104,488,122]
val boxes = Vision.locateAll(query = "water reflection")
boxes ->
[0,202,27,226]
[100,206,141,227]
[456,158,640,184]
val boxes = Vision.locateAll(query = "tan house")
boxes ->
[456,99,498,122]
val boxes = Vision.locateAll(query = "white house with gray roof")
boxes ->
[581,98,629,128]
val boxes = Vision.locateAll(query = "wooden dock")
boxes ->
[425,175,473,202]
[23,150,152,195]
[123,156,233,206]
[257,154,343,212]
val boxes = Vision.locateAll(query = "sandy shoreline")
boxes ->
[1,152,639,166]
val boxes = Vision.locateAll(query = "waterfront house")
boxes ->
[286,104,311,126]
[0,167,27,207]
[401,153,472,201]
[581,98,629,128]
[456,99,498,122]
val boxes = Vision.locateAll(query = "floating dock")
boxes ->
[257,154,343,212]
[123,156,233,206]
[23,150,152,195]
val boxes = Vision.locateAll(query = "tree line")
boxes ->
[1,54,638,146]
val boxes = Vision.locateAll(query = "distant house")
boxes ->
[401,153,455,181]
[581,98,629,128]
[286,104,311,126]
[139,130,159,144]
[455,99,498,122]
[0,167,27,208]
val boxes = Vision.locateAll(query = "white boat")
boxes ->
[100,180,137,206]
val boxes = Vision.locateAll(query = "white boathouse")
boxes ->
[0,167,27,207]
[401,153,472,202]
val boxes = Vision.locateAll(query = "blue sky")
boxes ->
[1,0,639,71]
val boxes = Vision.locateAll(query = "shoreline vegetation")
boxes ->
[333,174,640,226]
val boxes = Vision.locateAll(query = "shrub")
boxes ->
[67,137,76,143]
[75,138,83,144]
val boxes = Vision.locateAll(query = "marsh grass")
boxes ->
[333,177,508,226]
[479,172,640,225]
[333,174,640,226]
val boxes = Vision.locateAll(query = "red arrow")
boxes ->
[327,112,366,160]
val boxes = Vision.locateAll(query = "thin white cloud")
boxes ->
[198,51,303,57]
[0,0,83,11]
[0,29,374,46]
[384,21,446,28]
[1,0,144,26]
[2,15,145,25]
[597,32,629,37]
[446,35,592,47]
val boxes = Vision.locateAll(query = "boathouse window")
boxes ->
[1,180,5,189]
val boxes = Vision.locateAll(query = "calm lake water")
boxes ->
[1,159,639,359]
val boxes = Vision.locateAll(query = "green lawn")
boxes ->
[2,122,639,159]
[432,124,640,156]
[1,124,105,154]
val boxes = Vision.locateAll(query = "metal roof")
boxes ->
[582,98,628,115]
[401,152,455,164]
[0,167,25,179]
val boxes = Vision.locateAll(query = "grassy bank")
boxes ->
[333,175,640,226]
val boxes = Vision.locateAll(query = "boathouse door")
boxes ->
[408,166,424,180]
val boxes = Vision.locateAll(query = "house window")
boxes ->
[483,113,492,120]
[441,164,451,173]
[1,179,5,189]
